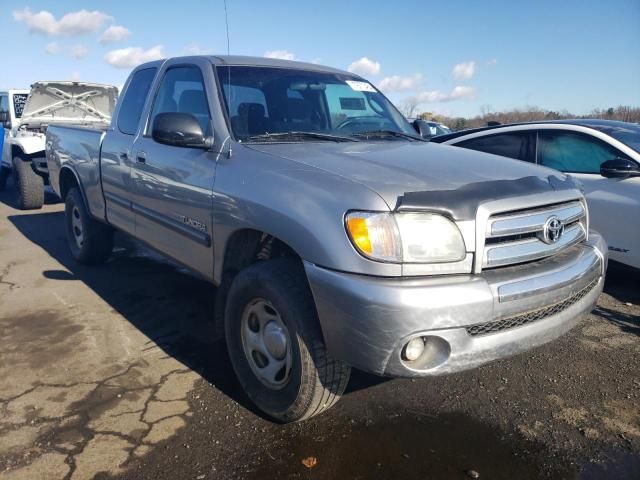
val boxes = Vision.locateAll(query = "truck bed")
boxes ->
[46,124,109,218]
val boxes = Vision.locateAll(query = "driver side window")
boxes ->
[149,66,211,135]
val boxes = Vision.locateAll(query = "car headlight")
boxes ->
[345,211,466,263]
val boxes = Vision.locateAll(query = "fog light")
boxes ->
[403,337,425,361]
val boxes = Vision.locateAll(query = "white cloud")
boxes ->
[378,73,423,93]
[70,72,81,81]
[100,25,131,44]
[183,43,213,55]
[45,42,60,55]
[347,57,381,76]
[71,45,89,59]
[13,8,111,37]
[264,50,295,60]
[105,45,165,68]
[412,85,476,104]
[452,61,476,80]
[486,58,498,67]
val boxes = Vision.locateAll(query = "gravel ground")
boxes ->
[0,189,638,480]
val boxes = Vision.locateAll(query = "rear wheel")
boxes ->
[224,259,351,422]
[65,187,114,264]
[13,156,44,209]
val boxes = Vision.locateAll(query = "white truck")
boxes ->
[0,82,117,209]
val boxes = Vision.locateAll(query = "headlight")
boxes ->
[345,211,466,263]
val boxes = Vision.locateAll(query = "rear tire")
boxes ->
[65,187,114,264]
[13,156,44,210]
[224,258,351,422]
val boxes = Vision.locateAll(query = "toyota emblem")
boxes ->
[542,216,564,244]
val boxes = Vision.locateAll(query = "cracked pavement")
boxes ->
[1,188,639,479]
[0,191,209,479]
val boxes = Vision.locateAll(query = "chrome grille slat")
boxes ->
[481,200,587,270]
[484,223,586,268]
[488,201,584,238]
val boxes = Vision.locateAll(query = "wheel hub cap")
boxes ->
[71,206,84,249]
[240,298,292,389]
[263,321,288,360]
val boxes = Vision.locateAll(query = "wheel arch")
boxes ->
[216,228,302,285]
[59,165,90,208]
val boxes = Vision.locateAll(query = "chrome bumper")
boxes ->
[305,232,607,377]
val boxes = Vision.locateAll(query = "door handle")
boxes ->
[136,151,147,164]
[119,152,128,161]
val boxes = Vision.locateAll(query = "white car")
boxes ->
[432,120,640,269]
[0,88,30,185]
[0,82,117,209]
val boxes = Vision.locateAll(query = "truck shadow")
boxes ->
[7,209,386,418]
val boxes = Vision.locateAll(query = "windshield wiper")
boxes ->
[245,131,359,143]
[351,130,427,142]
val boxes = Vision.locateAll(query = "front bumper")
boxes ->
[305,233,607,377]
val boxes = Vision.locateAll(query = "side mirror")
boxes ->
[151,112,212,149]
[412,119,431,139]
[600,158,640,179]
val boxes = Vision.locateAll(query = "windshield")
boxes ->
[13,93,28,118]
[594,122,640,153]
[216,66,416,142]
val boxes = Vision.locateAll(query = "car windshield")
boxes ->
[216,66,417,142]
[593,123,640,153]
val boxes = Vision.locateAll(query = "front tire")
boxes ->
[13,156,44,209]
[224,259,351,422]
[65,187,114,264]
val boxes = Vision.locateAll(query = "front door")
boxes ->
[131,64,216,278]
[537,129,640,268]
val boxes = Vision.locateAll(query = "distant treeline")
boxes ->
[417,106,640,131]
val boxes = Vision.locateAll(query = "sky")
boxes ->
[2,0,639,117]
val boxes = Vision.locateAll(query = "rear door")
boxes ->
[130,60,216,278]
[100,67,157,235]
[454,130,536,162]
[537,128,640,268]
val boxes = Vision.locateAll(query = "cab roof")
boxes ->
[136,55,355,77]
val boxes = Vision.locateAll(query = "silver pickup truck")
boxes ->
[46,55,607,422]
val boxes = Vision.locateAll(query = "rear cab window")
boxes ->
[117,68,157,135]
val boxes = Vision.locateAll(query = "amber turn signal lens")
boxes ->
[346,217,373,254]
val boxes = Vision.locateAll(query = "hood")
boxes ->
[246,141,577,219]
[20,81,118,126]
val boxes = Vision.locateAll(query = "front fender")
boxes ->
[11,133,46,156]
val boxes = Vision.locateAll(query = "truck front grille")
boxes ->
[465,277,598,336]
[482,201,587,269]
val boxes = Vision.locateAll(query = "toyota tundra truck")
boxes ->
[0,81,117,209]
[45,55,607,422]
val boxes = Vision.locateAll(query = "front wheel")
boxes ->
[13,156,44,209]
[224,259,351,422]
[65,187,114,264]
